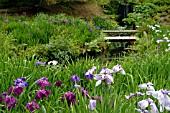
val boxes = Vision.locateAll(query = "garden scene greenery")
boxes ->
[0,0,170,113]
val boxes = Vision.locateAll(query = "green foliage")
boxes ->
[133,3,156,18]
[0,13,114,63]
[123,3,156,27]
[0,32,17,57]
[93,15,118,30]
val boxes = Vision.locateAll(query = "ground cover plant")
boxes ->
[0,3,170,113]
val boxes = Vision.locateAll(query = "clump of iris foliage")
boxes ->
[0,13,118,64]
[0,3,170,112]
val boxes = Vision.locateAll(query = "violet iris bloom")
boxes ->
[125,92,145,100]
[112,64,126,75]
[146,89,170,112]
[35,61,46,67]
[73,84,81,89]
[0,92,17,110]
[81,88,89,98]
[70,75,80,82]
[136,98,158,113]
[54,80,62,87]
[88,100,96,110]
[26,100,39,112]
[138,82,155,91]
[89,28,92,32]
[84,66,96,80]
[100,67,114,74]
[37,77,51,89]
[14,77,28,88]
[94,74,113,87]
[61,91,76,106]
[92,96,102,103]
[35,89,50,100]
[8,86,23,96]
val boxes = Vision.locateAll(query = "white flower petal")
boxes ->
[138,100,149,109]
[95,80,102,87]
[165,106,170,111]
[94,74,104,80]
[120,69,126,75]
[112,64,122,72]
[150,102,159,113]
[160,105,164,112]
[138,84,147,89]
[147,86,155,91]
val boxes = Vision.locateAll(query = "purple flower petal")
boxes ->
[54,80,62,87]
[61,91,76,106]
[88,100,96,110]
[26,100,39,112]
[8,86,23,96]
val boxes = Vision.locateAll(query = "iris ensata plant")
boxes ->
[70,74,81,88]
[36,77,51,89]
[88,99,96,110]
[14,77,28,88]
[47,60,58,66]
[126,82,170,113]
[54,80,62,87]
[0,92,18,110]
[35,89,51,100]
[84,66,97,80]
[156,37,170,52]
[61,91,76,106]
[93,64,125,87]
[26,100,39,112]
[35,61,46,67]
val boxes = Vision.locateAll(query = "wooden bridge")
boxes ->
[102,29,138,50]
[103,30,138,41]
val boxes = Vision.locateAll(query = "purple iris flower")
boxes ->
[14,77,28,88]
[84,66,96,80]
[135,108,149,113]
[146,89,170,112]
[100,67,114,74]
[73,84,81,89]
[88,99,96,110]
[70,75,80,82]
[91,96,102,103]
[26,100,39,112]
[137,98,158,113]
[112,64,126,75]
[0,92,7,103]
[125,93,136,100]
[35,89,50,100]
[94,74,113,87]
[61,91,76,106]
[89,28,93,32]
[0,92,17,110]
[138,82,155,91]
[35,61,46,67]
[125,92,145,100]
[8,86,23,96]
[97,26,101,30]
[54,80,62,87]
[37,77,51,89]
[81,88,89,98]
